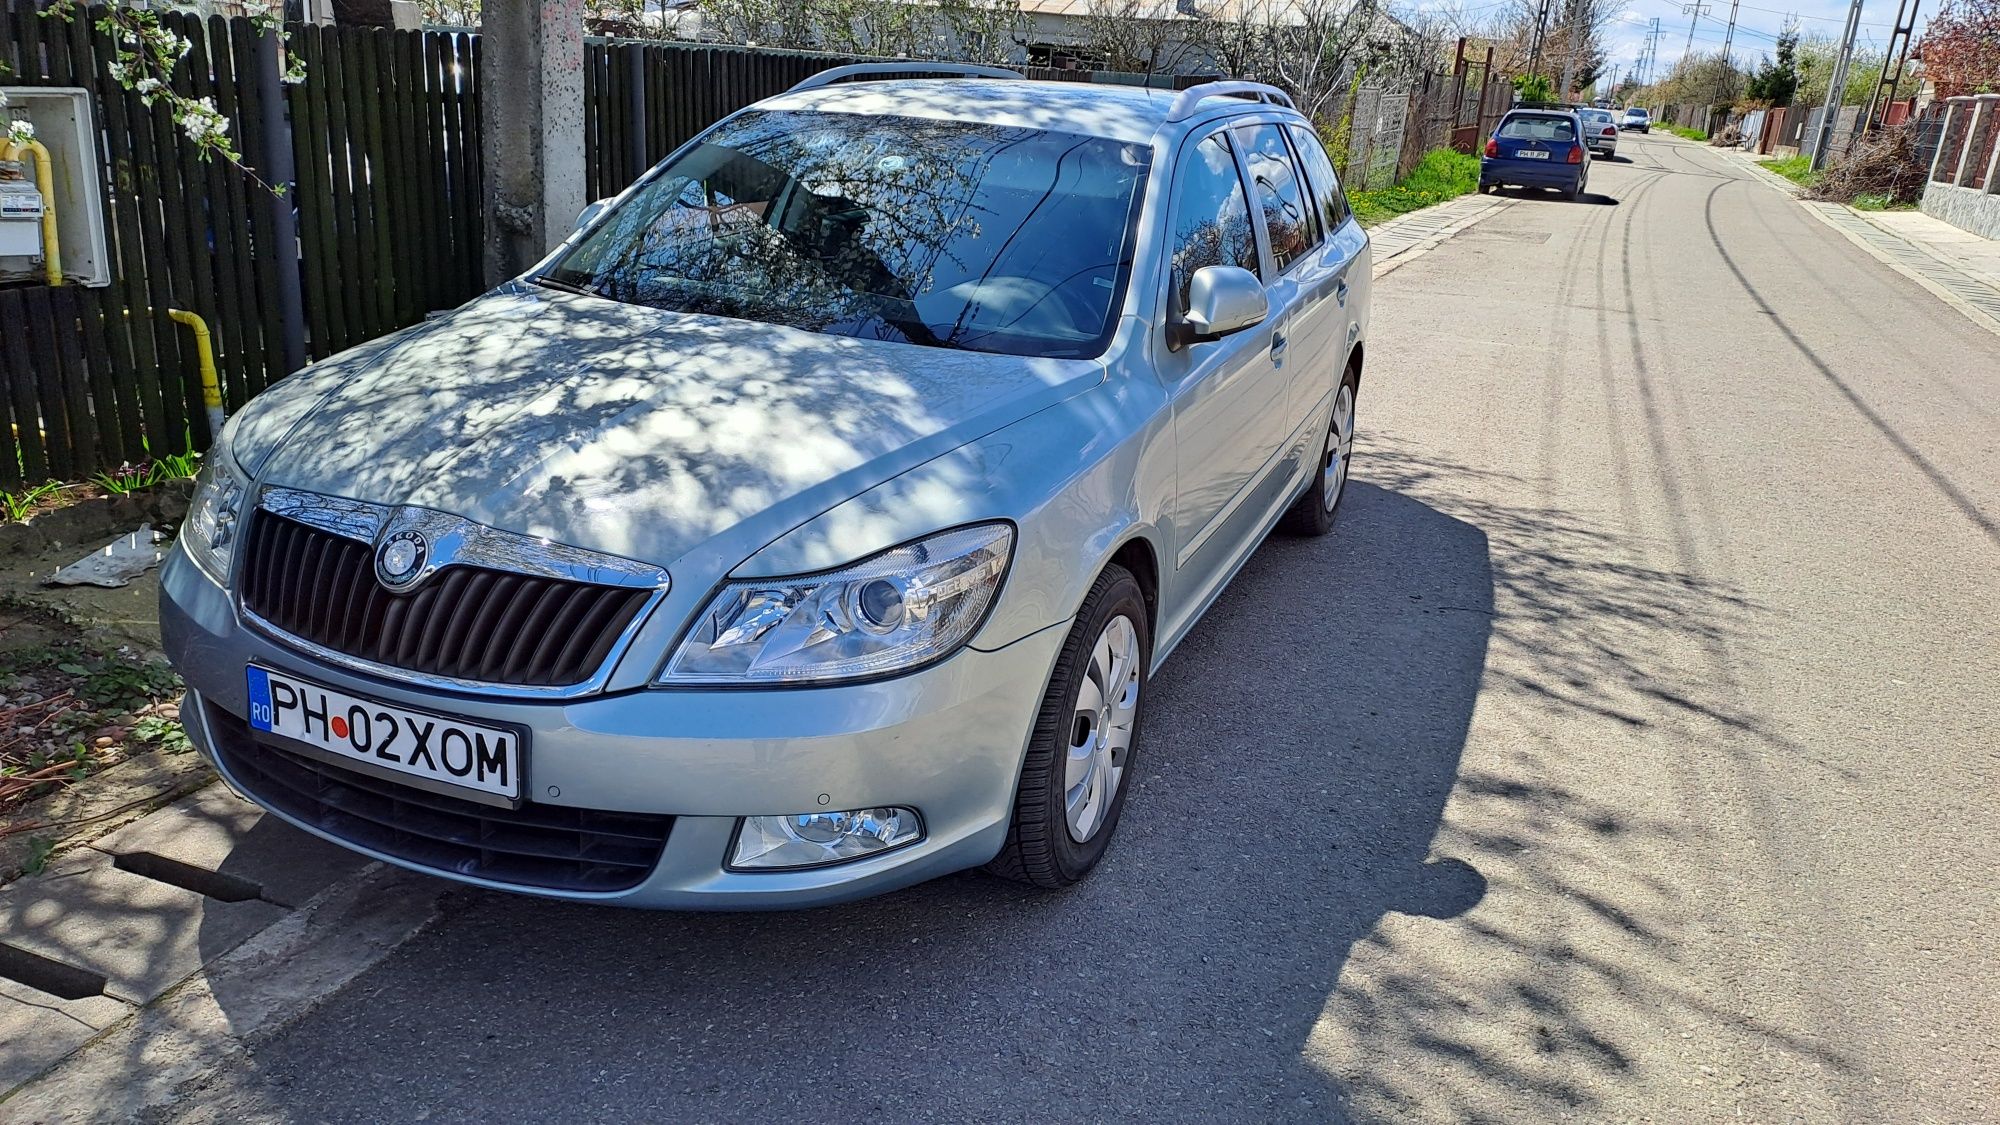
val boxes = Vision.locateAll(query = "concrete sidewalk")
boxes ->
[1858,208,2000,291]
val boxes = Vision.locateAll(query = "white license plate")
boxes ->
[1518,150,1550,160]
[245,666,522,799]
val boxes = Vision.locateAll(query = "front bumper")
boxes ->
[160,548,1067,909]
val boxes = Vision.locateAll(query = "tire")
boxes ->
[1280,365,1359,537]
[986,565,1150,889]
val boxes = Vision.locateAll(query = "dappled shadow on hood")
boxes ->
[228,285,1097,569]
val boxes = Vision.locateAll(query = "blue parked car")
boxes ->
[1479,107,1591,200]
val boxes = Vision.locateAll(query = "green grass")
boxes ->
[1350,148,1483,227]
[1762,155,1819,186]
[1849,193,1917,212]
[1664,125,1709,142]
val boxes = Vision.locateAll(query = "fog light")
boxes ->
[730,807,923,870]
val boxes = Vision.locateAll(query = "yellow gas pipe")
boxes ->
[1,137,61,287]
[166,309,225,438]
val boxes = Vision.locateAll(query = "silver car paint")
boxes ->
[161,80,1371,906]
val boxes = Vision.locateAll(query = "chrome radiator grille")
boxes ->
[239,509,653,688]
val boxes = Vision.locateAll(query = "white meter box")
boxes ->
[1,86,112,287]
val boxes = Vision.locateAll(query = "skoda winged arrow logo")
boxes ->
[376,529,429,590]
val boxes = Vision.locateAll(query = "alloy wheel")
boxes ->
[1065,614,1140,842]
[1322,382,1356,513]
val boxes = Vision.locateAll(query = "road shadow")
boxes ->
[193,469,1495,1119]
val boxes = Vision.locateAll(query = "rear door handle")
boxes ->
[1335,279,1349,307]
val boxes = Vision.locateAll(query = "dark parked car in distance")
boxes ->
[1479,108,1591,200]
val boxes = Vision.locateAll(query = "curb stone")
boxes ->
[0,781,398,1103]
[1368,194,1515,278]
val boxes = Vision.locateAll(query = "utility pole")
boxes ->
[1712,0,1741,107]
[1861,0,1920,135]
[1644,18,1663,85]
[1682,0,1710,64]
[1529,0,1555,76]
[1559,0,1587,101]
[1809,0,1866,171]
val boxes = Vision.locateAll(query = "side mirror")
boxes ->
[575,199,610,232]
[1178,265,1268,345]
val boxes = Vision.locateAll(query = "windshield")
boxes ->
[543,110,1153,359]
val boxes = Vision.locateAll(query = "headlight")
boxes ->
[661,523,1013,685]
[183,452,250,584]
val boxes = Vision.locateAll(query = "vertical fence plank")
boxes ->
[21,287,70,479]
[231,20,288,392]
[47,287,95,475]
[184,17,252,421]
[0,290,45,486]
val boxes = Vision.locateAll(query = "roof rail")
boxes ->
[788,62,1024,94]
[1166,81,1297,122]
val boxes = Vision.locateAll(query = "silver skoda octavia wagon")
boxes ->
[160,68,1372,908]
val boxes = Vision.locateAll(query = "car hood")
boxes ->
[229,285,1103,569]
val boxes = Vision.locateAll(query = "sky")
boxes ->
[1415,0,1930,88]
[1595,0,1927,87]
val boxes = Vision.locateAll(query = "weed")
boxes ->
[23,835,55,875]
[1665,125,1710,142]
[92,447,201,495]
[1848,192,1916,211]
[133,715,193,754]
[2,480,67,523]
[1349,148,1482,227]
[1762,155,1819,186]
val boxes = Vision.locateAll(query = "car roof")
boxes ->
[753,78,1261,144]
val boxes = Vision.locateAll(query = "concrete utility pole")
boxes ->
[482,0,587,285]
[1712,0,1741,107]
[1809,0,1866,171]
[1643,18,1663,85]
[1681,1,1711,65]
[1861,0,1920,135]
[1559,0,1587,101]
[1529,0,1555,75]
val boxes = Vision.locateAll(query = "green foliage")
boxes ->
[1,480,65,523]
[1348,149,1481,227]
[1793,35,1912,108]
[1666,125,1709,141]
[132,715,194,754]
[90,448,200,496]
[1513,74,1556,103]
[1848,193,1915,211]
[23,835,55,876]
[1745,28,1801,107]
[1762,155,1819,185]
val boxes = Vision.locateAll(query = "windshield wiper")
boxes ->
[531,275,600,299]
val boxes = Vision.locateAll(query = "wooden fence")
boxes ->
[2,0,1198,490]
[1,2,486,488]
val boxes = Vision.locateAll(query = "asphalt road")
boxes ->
[171,134,1998,1122]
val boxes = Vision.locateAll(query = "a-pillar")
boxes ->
[481,0,586,285]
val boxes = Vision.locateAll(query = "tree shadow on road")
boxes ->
[190,439,1860,1121]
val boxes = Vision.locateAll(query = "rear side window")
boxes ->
[1499,115,1577,142]
[1167,133,1258,314]
[1234,122,1317,272]
[1285,124,1350,233]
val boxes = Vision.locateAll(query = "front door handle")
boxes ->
[1270,330,1288,365]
